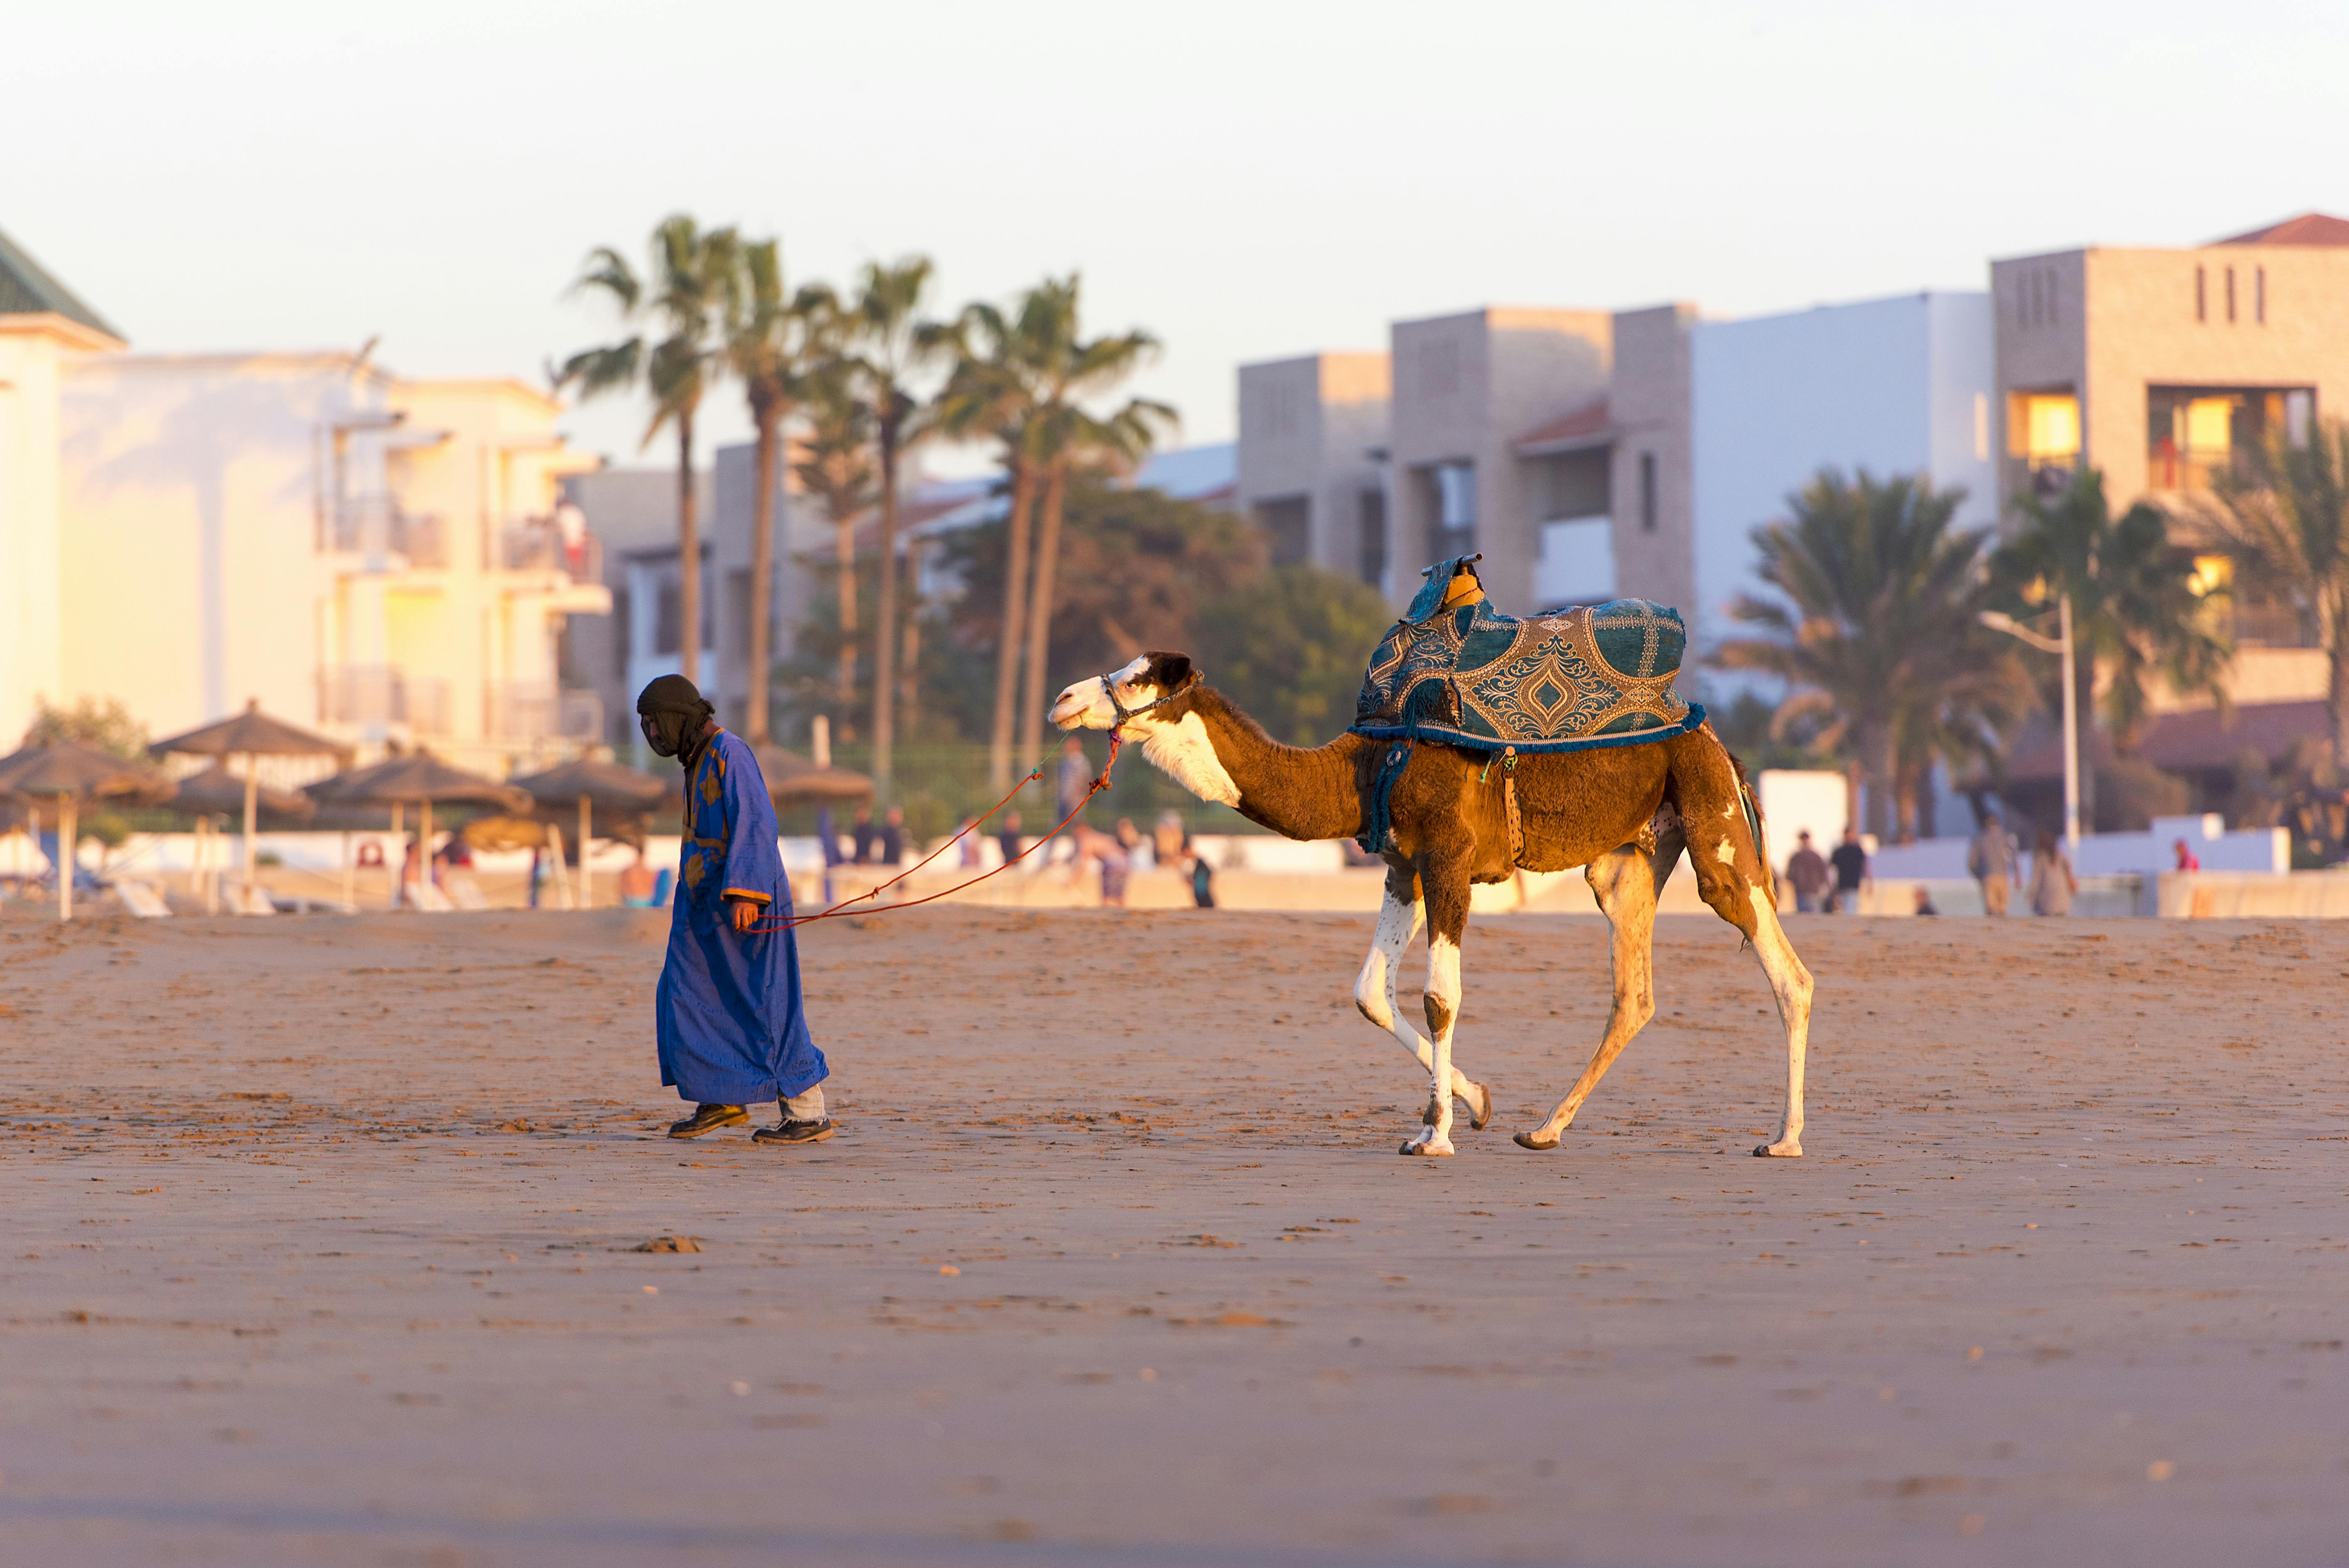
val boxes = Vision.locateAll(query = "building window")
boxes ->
[2148,385,2315,491]
[1637,452,1657,533]
[2226,266,2237,323]
[2007,390,2080,498]
[1431,460,1476,560]
[1358,489,1387,588]
[2257,266,2267,324]
[1253,495,1310,568]
[2195,266,2206,323]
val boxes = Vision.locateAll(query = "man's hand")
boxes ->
[727,896,762,933]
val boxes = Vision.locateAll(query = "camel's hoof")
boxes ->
[1512,1131,1559,1152]
[1399,1137,1455,1157]
[1467,1083,1495,1131]
[1752,1141,1803,1158]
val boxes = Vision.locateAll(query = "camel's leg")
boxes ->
[1399,853,1471,1157]
[1680,749,1815,1157]
[1515,843,1658,1151]
[1354,864,1491,1128]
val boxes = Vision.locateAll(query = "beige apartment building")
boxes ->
[1239,306,1700,619]
[1993,212,2349,703]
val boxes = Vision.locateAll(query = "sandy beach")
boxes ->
[4,903,2346,1566]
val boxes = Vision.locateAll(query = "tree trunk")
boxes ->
[1860,722,1894,842]
[2072,653,2098,834]
[987,456,1038,790]
[676,411,700,688]
[747,404,779,744]
[871,410,900,787]
[833,510,858,719]
[1017,460,1070,773]
[900,538,923,738]
[2329,593,2349,777]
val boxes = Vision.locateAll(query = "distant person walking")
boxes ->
[2030,828,2077,917]
[1968,809,2019,917]
[637,675,833,1147]
[1828,827,1870,914]
[849,806,878,865]
[1785,830,1830,913]
[2173,838,2200,872]
[876,805,905,867]
[996,812,1025,870]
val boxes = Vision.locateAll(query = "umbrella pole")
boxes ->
[579,796,592,911]
[342,830,354,911]
[58,794,74,922]
[421,799,434,902]
[548,824,572,910]
[391,803,404,909]
[242,754,259,897]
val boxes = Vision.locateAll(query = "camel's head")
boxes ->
[1051,652,1201,732]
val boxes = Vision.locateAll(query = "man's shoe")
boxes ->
[667,1104,748,1139]
[751,1117,836,1146]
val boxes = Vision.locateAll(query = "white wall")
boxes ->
[60,355,385,737]
[1689,293,1994,688]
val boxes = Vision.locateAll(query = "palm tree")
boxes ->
[1017,393,1174,769]
[723,240,828,743]
[1992,466,2232,826]
[557,215,740,688]
[2207,417,2349,769]
[838,258,946,786]
[790,360,878,722]
[934,293,1054,789]
[1714,469,2029,842]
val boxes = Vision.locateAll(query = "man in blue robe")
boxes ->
[636,676,833,1146]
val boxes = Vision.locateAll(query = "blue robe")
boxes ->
[655,731,827,1105]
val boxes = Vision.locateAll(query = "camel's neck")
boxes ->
[1132,688,1369,843]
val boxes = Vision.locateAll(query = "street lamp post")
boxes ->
[1981,597,2080,854]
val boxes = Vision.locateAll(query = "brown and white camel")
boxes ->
[1051,651,1813,1158]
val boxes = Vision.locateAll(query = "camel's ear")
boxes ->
[1143,651,1197,692]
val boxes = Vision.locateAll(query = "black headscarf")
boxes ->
[636,675,715,762]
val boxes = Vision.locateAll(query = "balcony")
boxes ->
[330,499,447,568]
[320,665,451,735]
[484,682,605,742]
[499,516,603,583]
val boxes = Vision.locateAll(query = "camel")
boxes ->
[1050,649,1813,1159]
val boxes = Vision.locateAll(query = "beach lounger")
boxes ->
[444,873,489,911]
[232,881,277,916]
[408,881,456,913]
[114,879,172,918]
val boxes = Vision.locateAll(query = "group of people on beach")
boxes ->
[1781,809,2079,917]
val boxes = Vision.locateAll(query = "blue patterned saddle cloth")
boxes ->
[1350,556,1705,756]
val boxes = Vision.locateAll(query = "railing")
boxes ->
[499,516,603,582]
[319,665,451,735]
[484,682,605,742]
[330,499,448,568]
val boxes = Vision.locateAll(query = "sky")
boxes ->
[6,0,2346,476]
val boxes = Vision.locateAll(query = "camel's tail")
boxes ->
[1724,744,1776,908]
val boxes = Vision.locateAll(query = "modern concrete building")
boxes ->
[560,466,715,749]
[1235,353,1389,579]
[1237,295,1997,680]
[1690,292,1996,661]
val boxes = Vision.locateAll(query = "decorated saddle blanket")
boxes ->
[1351,558,1705,756]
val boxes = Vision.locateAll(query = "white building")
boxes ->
[2,223,610,769]
[1689,291,1996,666]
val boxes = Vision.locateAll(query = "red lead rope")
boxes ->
[745,729,1127,933]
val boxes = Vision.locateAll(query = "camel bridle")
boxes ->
[1095,670,1196,733]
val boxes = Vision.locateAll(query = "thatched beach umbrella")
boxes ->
[0,741,175,920]
[170,763,318,912]
[311,753,524,910]
[152,700,348,896]
[509,757,665,909]
[748,742,873,807]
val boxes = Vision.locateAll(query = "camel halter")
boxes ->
[1093,669,1193,732]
